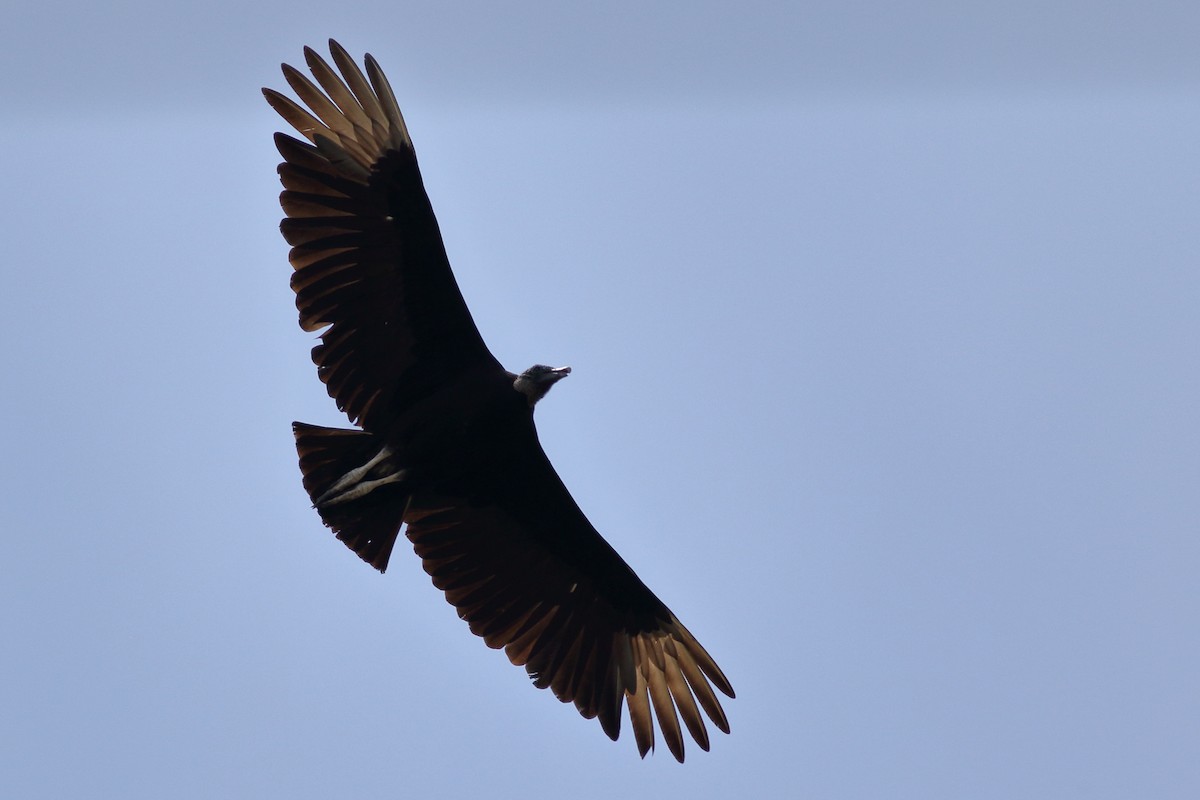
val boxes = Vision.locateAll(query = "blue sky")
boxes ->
[3,2,1199,798]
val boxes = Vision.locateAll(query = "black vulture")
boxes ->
[264,40,734,762]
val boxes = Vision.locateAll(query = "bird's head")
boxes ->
[514,364,571,406]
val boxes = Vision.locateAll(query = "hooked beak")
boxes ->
[537,365,571,387]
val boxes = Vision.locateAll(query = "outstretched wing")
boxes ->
[264,40,501,431]
[403,436,735,763]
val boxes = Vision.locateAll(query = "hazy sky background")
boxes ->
[3,2,1198,798]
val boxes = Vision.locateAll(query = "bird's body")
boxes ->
[265,40,733,762]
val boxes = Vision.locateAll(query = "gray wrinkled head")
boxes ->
[513,364,572,406]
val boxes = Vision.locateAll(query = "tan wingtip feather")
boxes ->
[363,53,412,151]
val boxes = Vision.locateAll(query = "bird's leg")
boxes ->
[313,443,408,507]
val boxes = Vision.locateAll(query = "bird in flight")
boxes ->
[264,40,734,762]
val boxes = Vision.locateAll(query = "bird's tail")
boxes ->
[293,421,410,572]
